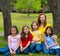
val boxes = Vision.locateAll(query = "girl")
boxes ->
[0,26,21,56]
[20,25,33,54]
[37,13,51,42]
[43,26,60,56]
[30,21,42,53]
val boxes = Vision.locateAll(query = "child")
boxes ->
[43,26,60,56]
[20,25,33,54]
[30,22,42,53]
[0,26,21,56]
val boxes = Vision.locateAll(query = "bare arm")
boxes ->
[8,38,12,51]
[49,35,58,47]
[44,39,48,47]
[24,41,30,49]
[44,39,50,50]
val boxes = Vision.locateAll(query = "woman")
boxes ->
[37,13,51,42]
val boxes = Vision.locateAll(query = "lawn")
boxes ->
[0,12,53,32]
[0,12,56,56]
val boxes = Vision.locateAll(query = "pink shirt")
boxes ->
[8,34,21,50]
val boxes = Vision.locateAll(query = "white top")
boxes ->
[8,34,21,50]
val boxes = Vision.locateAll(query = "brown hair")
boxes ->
[37,13,47,27]
[9,26,19,35]
[44,26,53,37]
[21,25,30,39]
[31,21,38,31]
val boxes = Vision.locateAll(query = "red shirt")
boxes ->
[21,33,33,47]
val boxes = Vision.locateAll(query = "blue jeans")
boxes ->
[30,43,42,53]
[42,42,49,54]
[0,45,9,53]
[21,46,30,54]
[49,48,60,56]
[35,44,42,52]
[0,45,20,56]
[29,43,36,53]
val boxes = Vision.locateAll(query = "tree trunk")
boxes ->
[47,0,60,37]
[0,0,12,39]
[28,9,30,16]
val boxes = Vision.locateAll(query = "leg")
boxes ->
[55,48,60,56]
[49,49,55,54]
[24,47,29,54]
[0,45,9,54]
[4,51,10,56]
[29,43,36,53]
[16,48,20,54]
[35,44,42,52]
[42,42,49,54]
[30,43,36,50]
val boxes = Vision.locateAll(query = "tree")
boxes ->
[47,0,60,37]
[15,0,41,16]
[0,0,12,39]
[41,0,47,12]
[10,0,17,12]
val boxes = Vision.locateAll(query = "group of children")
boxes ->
[0,13,60,56]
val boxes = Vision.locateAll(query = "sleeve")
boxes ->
[47,24,51,26]
[29,34,33,41]
[17,35,21,38]
[8,36,11,39]
[44,34,46,39]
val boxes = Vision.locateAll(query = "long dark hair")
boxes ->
[9,26,19,35]
[31,21,38,31]
[37,13,47,27]
[21,25,30,39]
[44,26,53,37]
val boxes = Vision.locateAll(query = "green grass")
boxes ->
[0,12,53,32]
[0,36,7,48]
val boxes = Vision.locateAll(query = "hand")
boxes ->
[20,47,23,52]
[13,51,16,54]
[10,49,13,54]
[46,45,50,50]
[23,47,26,51]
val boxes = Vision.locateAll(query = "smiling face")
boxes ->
[23,26,29,34]
[32,22,38,31]
[11,28,17,36]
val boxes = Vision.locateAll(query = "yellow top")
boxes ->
[38,24,51,42]
[31,30,41,44]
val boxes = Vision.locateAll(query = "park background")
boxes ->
[0,0,60,56]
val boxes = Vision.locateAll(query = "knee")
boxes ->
[36,46,40,51]
[24,48,29,54]
[49,49,55,54]
[36,44,42,52]
[30,43,36,50]
[0,48,7,53]
[4,51,10,56]
[16,50,20,54]
[24,51,29,54]
[31,49,36,53]
[43,49,49,54]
